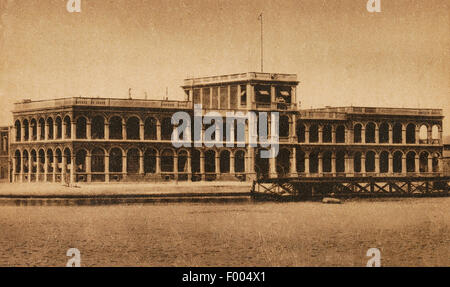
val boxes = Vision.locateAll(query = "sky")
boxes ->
[0,0,449,135]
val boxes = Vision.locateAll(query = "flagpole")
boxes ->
[259,12,264,73]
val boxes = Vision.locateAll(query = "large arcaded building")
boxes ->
[9,72,444,184]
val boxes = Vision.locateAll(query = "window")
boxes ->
[240,85,247,107]
[220,87,228,109]
[202,88,210,109]
[230,86,237,109]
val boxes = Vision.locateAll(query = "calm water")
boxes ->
[0,198,448,266]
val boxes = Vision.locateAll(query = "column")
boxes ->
[21,125,25,142]
[270,155,276,178]
[230,153,235,174]
[304,153,310,175]
[331,152,336,175]
[105,155,110,183]
[305,126,310,144]
[86,154,91,182]
[187,153,192,179]
[12,156,16,183]
[140,123,145,141]
[361,127,366,143]
[427,156,433,174]
[270,86,276,105]
[402,126,406,144]
[62,155,67,184]
[19,154,23,183]
[237,85,241,108]
[246,84,252,109]
[156,154,161,174]
[318,126,323,143]
[427,129,432,145]
[139,150,144,175]
[28,124,33,142]
[86,121,92,140]
[44,153,48,182]
[389,154,393,175]
[45,123,49,140]
[53,120,57,140]
[122,154,127,179]
[215,153,220,175]
[361,155,366,174]
[71,121,76,140]
[156,123,161,141]
[331,126,336,143]
[174,155,178,179]
[70,156,75,185]
[290,148,297,176]
[36,156,40,182]
[105,123,110,139]
[62,121,66,140]
[199,152,205,180]
[402,155,406,174]
[375,154,380,174]
[291,114,297,142]
[28,155,32,183]
[122,119,127,139]
[375,127,379,144]
[415,156,420,174]
[389,126,393,144]
[53,154,57,182]
[318,154,323,176]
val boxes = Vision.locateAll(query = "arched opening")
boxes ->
[30,119,37,140]
[296,122,305,143]
[55,117,62,139]
[354,152,362,173]
[255,149,269,178]
[47,118,54,140]
[47,149,54,175]
[336,125,345,143]
[91,116,105,139]
[309,151,319,174]
[336,151,345,173]
[406,151,416,172]
[322,151,332,173]
[91,148,105,173]
[393,151,403,173]
[322,125,332,143]
[109,148,123,173]
[126,117,140,140]
[38,149,45,174]
[365,151,375,172]
[204,150,215,173]
[64,116,71,139]
[23,119,29,141]
[419,152,429,173]
[219,150,230,173]
[393,123,402,143]
[109,117,123,139]
[432,153,439,172]
[14,150,21,173]
[63,148,72,168]
[431,125,440,143]
[161,118,173,140]
[365,122,376,143]
[15,120,21,142]
[127,148,140,174]
[178,150,189,174]
[406,124,416,144]
[191,149,201,175]
[23,150,29,174]
[419,125,428,144]
[276,149,290,176]
[235,150,245,173]
[296,149,305,173]
[55,149,62,173]
[354,124,362,143]
[144,117,157,140]
[279,116,290,138]
[39,118,46,140]
[161,149,174,172]
[379,151,389,173]
[30,150,37,174]
[75,150,86,172]
[379,123,389,143]
[309,124,318,143]
[76,117,87,139]
[144,149,157,174]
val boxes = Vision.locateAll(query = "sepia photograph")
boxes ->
[0,0,448,273]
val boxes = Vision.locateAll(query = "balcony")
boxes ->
[13,97,193,112]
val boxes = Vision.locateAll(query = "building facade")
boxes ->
[0,126,9,182]
[9,72,445,184]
